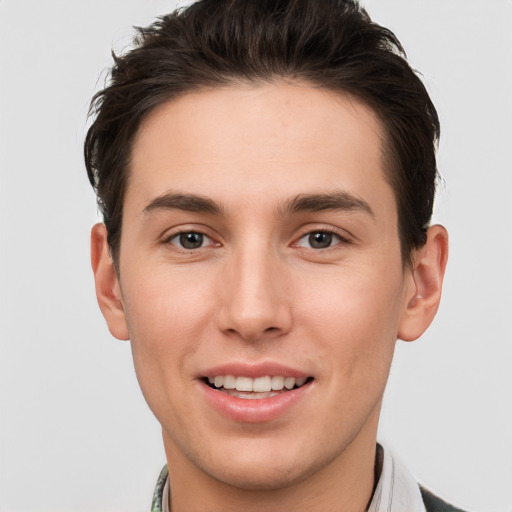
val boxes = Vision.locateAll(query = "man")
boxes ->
[85,1,462,510]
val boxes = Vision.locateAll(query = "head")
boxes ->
[87,0,448,502]
[85,0,440,271]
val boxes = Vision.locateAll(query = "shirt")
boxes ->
[151,445,426,512]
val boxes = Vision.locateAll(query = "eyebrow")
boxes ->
[141,190,373,218]
[280,191,374,217]
[142,192,225,216]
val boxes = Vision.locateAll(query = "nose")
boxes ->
[217,244,292,342]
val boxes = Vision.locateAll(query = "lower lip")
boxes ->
[200,380,312,423]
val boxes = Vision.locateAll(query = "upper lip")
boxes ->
[198,361,310,379]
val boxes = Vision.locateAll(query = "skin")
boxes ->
[92,82,448,512]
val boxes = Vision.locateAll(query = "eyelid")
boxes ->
[292,225,353,248]
[296,231,341,249]
[161,225,221,250]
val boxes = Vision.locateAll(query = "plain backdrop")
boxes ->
[1,1,511,511]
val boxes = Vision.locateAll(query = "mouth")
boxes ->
[203,375,314,400]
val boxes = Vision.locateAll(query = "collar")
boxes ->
[367,444,426,512]
[151,444,426,512]
[151,465,168,512]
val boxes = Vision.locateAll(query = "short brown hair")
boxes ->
[85,0,440,268]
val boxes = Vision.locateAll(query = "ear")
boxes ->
[91,223,129,340]
[398,225,449,342]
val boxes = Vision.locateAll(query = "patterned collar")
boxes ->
[151,445,426,512]
[151,465,168,512]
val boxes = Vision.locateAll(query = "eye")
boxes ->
[296,231,343,249]
[168,231,213,250]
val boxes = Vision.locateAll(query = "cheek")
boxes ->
[123,261,213,334]
[120,267,214,398]
[294,263,405,376]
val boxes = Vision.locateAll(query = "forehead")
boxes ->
[127,82,393,218]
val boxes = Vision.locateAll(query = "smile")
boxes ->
[205,375,312,399]
[199,363,314,422]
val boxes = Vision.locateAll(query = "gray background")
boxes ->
[1,1,511,511]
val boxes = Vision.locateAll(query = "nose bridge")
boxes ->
[218,236,291,341]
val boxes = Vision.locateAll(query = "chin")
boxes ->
[207,458,318,491]
[194,437,347,492]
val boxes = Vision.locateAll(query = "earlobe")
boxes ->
[398,225,449,342]
[91,223,130,340]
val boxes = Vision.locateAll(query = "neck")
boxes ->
[162,409,380,512]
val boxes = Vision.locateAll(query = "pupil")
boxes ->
[180,232,203,249]
[309,232,332,249]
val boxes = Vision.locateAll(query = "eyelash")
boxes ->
[163,227,351,252]
[165,230,216,251]
[294,228,350,250]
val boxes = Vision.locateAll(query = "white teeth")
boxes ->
[235,376,253,392]
[295,376,307,387]
[271,375,284,390]
[284,377,296,390]
[208,375,308,392]
[223,375,236,389]
[253,376,272,392]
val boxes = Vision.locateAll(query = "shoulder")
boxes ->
[420,486,472,512]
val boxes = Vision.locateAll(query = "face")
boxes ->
[95,83,430,491]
